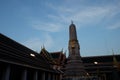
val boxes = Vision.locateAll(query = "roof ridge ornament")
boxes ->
[41,44,45,50]
[43,44,45,49]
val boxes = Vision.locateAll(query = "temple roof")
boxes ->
[40,48,56,64]
[50,51,66,66]
[0,33,59,73]
[81,54,120,73]
[82,54,120,63]
[50,52,62,58]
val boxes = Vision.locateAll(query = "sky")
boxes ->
[0,0,120,57]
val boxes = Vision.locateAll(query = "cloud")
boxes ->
[22,34,54,52]
[47,7,110,29]
[46,2,120,29]
[46,2,74,13]
[29,1,120,33]
[31,20,64,32]
[107,22,120,30]
[22,33,67,53]
[23,1,120,53]
[68,7,110,22]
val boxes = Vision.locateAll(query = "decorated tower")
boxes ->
[64,22,86,80]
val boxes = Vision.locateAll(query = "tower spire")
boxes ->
[71,20,73,24]
[69,22,77,41]
[64,22,86,80]
[69,22,79,56]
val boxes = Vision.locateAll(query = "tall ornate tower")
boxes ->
[64,22,86,80]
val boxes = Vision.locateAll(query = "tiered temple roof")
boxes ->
[0,33,59,73]
[82,55,120,74]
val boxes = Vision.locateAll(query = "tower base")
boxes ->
[63,77,87,80]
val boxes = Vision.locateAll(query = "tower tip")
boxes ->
[71,20,73,24]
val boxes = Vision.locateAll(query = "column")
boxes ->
[52,74,55,80]
[104,74,106,80]
[51,73,53,80]
[22,69,27,80]
[53,74,56,80]
[57,75,59,80]
[33,71,38,80]
[56,74,59,80]
[2,65,11,80]
[60,74,62,80]
[48,73,51,80]
[42,72,45,80]
[56,75,58,80]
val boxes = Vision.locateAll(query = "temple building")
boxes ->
[0,33,62,80]
[0,22,120,80]
[82,54,120,80]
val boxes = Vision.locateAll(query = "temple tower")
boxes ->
[64,22,86,80]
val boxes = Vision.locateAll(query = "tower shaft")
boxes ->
[69,23,80,57]
[64,22,86,80]
[69,24,77,40]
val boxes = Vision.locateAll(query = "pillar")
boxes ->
[56,75,58,80]
[51,73,53,80]
[48,73,51,80]
[34,71,38,80]
[104,74,106,80]
[42,72,45,80]
[22,69,27,80]
[53,74,56,80]
[2,65,11,80]
[60,74,62,80]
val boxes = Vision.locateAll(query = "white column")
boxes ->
[34,71,38,80]
[2,65,11,80]
[22,69,27,80]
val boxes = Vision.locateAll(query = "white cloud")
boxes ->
[47,7,110,29]
[107,22,120,30]
[22,33,67,53]
[23,38,42,52]
[23,1,120,53]
[68,7,110,23]
[46,2,120,29]
[29,1,120,33]
[45,2,73,13]
[31,21,64,32]
[22,34,54,52]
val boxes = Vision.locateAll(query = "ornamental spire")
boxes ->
[64,22,86,80]
[69,21,77,40]
[71,20,73,24]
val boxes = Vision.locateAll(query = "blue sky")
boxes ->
[0,0,120,57]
